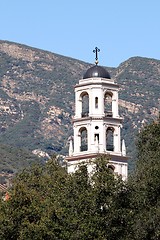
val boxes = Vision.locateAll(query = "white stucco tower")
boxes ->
[66,49,128,180]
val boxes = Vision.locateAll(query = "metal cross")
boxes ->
[93,47,100,65]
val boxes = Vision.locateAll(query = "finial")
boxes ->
[93,47,100,65]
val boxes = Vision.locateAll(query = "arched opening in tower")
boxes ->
[108,164,115,173]
[80,92,89,117]
[104,92,113,117]
[106,127,114,151]
[79,127,88,152]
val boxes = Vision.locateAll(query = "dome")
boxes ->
[83,65,111,79]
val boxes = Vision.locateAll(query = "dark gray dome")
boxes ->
[83,65,111,79]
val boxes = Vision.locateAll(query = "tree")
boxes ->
[0,155,130,240]
[91,155,131,240]
[0,158,68,240]
[128,117,160,240]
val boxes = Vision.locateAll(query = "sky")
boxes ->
[0,0,160,67]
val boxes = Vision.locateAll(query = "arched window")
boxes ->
[80,92,89,117]
[79,127,88,151]
[108,164,115,173]
[104,92,112,117]
[106,127,114,151]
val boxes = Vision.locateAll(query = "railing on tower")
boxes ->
[105,111,113,117]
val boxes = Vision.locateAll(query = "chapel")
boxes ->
[65,48,128,180]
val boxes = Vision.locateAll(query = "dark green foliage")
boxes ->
[0,117,160,240]
[0,101,41,148]
[0,155,129,240]
[0,144,42,173]
[127,118,160,240]
[0,158,67,240]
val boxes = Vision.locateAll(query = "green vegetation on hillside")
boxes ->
[0,40,159,172]
[0,144,42,173]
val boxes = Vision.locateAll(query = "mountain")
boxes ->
[0,40,159,173]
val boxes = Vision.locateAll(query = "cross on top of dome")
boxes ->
[93,47,100,65]
[83,47,111,79]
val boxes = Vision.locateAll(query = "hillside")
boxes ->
[0,40,159,172]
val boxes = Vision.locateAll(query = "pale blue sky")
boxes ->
[0,0,160,67]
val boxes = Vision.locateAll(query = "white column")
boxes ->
[114,126,121,152]
[112,91,119,118]
[73,126,81,154]
[99,88,104,115]
[103,124,107,152]
[89,88,92,116]
[122,139,126,156]
[75,91,82,118]
[69,138,73,156]
[87,123,91,151]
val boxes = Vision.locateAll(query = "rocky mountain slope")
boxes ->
[0,40,159,172]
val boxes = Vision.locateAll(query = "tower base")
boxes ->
[65,153,128,180]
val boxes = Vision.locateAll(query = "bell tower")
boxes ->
[66,48,128,180]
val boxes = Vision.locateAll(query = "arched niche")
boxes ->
[80,91,89,117]
[106,127,114,151]
[104,91,113,117]
[108,164,115,173]
[79,127,88,151]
